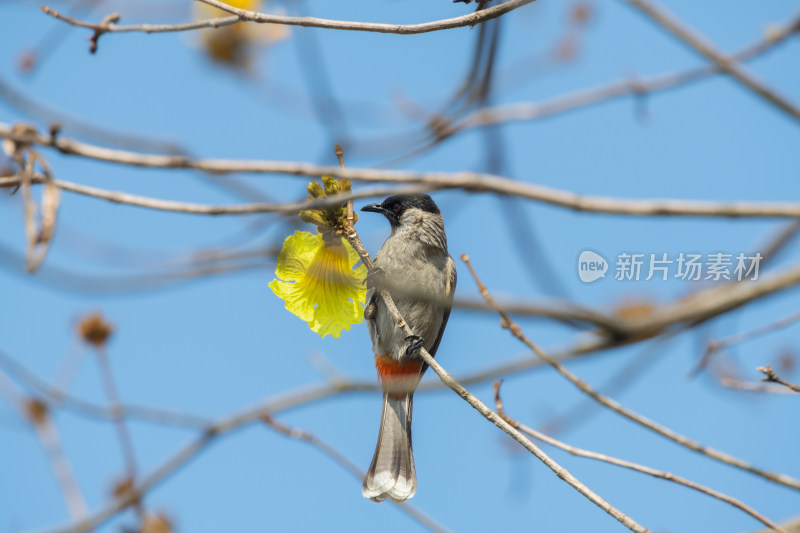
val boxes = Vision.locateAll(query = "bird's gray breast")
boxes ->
[367,234,450,361]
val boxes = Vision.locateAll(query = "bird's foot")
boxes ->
[364,301,376,320]
[405,335,425,358]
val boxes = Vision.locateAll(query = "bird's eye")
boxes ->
[393,205,401,213]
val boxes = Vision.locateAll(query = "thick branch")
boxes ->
[3,167,800,220]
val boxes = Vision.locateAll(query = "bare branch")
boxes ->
[41,0,537,37]
[461,254,800,491]
[0,372,89,524]
[621,0,800,121]
[0,76,187,154]
[4,121,800,218]
[94,344,146,524]
[0,347,211,428]
[493,381,787,532]
[714,310,800,353]
[696,310,800,376]
[26,379,364,533]
[757,365,800,394]
[262,415,453,533]
[612,262,800,341]
[719,377,798,396]
[4,165,800,220]
[454,11,800,132]
[752,517,800,533]
[0,172,434,216]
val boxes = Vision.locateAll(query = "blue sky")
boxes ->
[1,1,799,532]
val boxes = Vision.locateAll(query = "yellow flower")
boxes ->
[269,231,367,338]
[194,0,289,69]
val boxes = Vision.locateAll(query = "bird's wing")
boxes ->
[427,254,457,358]
[365,285,376,308]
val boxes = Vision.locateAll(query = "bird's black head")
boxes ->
[361,194,440,226]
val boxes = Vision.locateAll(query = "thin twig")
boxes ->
[5,166,800,219]
[0,348,210,428]
[94,346,145,524]
[28,369,453,533]
[621,0,800,121]
[461,254,800,491]
[715,310,800,355]
[493,381,787,532]
[0,76,187,155]
[719,377,797,396]
[35,414,92,526]
[3,121,800,218]
[696,309,800,377]
[759,220,800,269]
[262,415,453,533]
[757,365,800,394]
[41,0,537,36]
[0,172,435,216]
[540,334,676,436]
[454,11,800,132]
[0,372,90,525]
[335,144,354,223]
[28,382,365,533]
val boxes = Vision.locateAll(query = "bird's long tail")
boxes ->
[362,392,416,503]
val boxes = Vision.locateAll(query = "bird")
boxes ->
[360,193,457,503]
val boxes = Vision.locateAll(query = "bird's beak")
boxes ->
[361,203,385,214]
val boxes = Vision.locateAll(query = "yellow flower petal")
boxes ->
[193,0,289,69]
[270,231,367,338]
[274,230,320,282]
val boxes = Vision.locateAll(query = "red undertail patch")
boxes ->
[375,353,423,380]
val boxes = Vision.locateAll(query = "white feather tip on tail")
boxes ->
[362,394,417,503]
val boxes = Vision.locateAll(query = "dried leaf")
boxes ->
[26,169,60,273]
[8,128,61,273]
[142,513,173,533]
[23,398,48,425]
[21,156,37,270]
[111,476,135,499]
[613,299,656,320]
[78,312,114,347]
[570,3,593,26]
